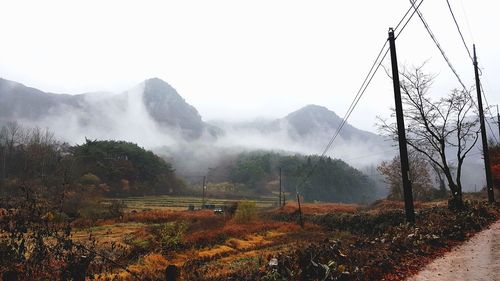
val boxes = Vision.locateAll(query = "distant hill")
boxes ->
[280,104,382,142]
[0,78,82,120]
[0,77,218,140]
[214,104,383,142]
[210,104,389,167]
[0,77,394,176]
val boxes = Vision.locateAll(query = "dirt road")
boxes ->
[408,220,500,281]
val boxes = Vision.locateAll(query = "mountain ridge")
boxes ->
[0,77,383,147]
[0,77,216,139]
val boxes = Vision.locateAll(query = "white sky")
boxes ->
[0,0,498,133]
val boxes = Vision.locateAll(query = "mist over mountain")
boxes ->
[0,77,217,143]
[1,77,490,192]
[0,77,82,120]
[142,78,221,139]
[0,77,393,192]
[0,77,406,198]
[210,104,390,166]
[0,77,390,158]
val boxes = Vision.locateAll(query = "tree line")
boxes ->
[228,151,377,203]
[0,122,186,199]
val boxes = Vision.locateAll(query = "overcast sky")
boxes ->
[0,0,498,133]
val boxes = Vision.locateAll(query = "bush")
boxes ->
[79,173,101,185]
[107,200,125,218]
[157,222,187,254]
[234,200,257,223]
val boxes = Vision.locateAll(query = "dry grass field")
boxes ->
[65,198,499,281]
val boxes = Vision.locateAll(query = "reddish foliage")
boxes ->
[123,209,218,224]
[491,145,500,189]
[369,199,425,211]
[183,220,301,248]
[279,202,358,215]
[492,164,500,183]
[182,201,499,281]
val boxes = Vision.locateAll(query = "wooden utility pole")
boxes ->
[473,45,495,203]
[282,171,286,207]
[388,28,415,223]
[296,192,304,228]
[279,167,282,207]
[497,105,500,140]
[202,176,206,208]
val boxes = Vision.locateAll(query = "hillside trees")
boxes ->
[377,151,440,200]
[228,152,375,203]
[301,156,374,203]
[229,152,271,189]
[0,123,185,197]
[70,139,185,195]
[0,122,67,197]
[0,125,131,279]
[378,65,479,208]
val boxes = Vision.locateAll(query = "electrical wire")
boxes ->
[411,0,497,143]
[396,0,424,39]
[394,0,424,33]
[342,147,399,161]
[444,0,498,142]
[320,43,389,158]
[445,0,473,61]
[409,0,467,91]
[459,0,475,43]
[293,45,390,195]
[291,1,424,196]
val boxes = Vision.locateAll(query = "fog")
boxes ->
[4,81,392,173]
[4,81,490,193]
[20,83,177,148]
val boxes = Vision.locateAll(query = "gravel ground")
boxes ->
[408,220,500,281]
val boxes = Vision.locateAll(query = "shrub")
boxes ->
[79,173,101,185]
[234,200,257,223]
[107,200,125,219]
[157,222,187,254]
[124,209,217,224]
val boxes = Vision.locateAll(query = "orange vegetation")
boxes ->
[110,253,168,281]
[123,209,218,223]
[279,202,359,215]
[183,219,304,248]
[493,164,500,181]
[367,199,437,211]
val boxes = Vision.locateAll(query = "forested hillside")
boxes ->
[227,151,376,203]
[71,139,185,195]
[0,123,185,198]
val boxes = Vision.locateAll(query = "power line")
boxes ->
[342,147,399,161]
[444,0,498,142]
[320,43,389,158]
[474,42,497,141]
[321,1,426,159]
[396,0,425,39]
[409,0,467,91]
[479,79,494,116]
[459,0,474,43]
[394,0,424,34]
[293,45,389,196]
[412,0,498,143]
[291,2,424,197]
[445,0,473,61]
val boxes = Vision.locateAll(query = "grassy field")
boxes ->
[108,195,278,211]
[65,198,499,281]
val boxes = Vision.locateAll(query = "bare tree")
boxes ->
[378,65,479,208]
[378,150,434,201]
[0,121,22,180]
